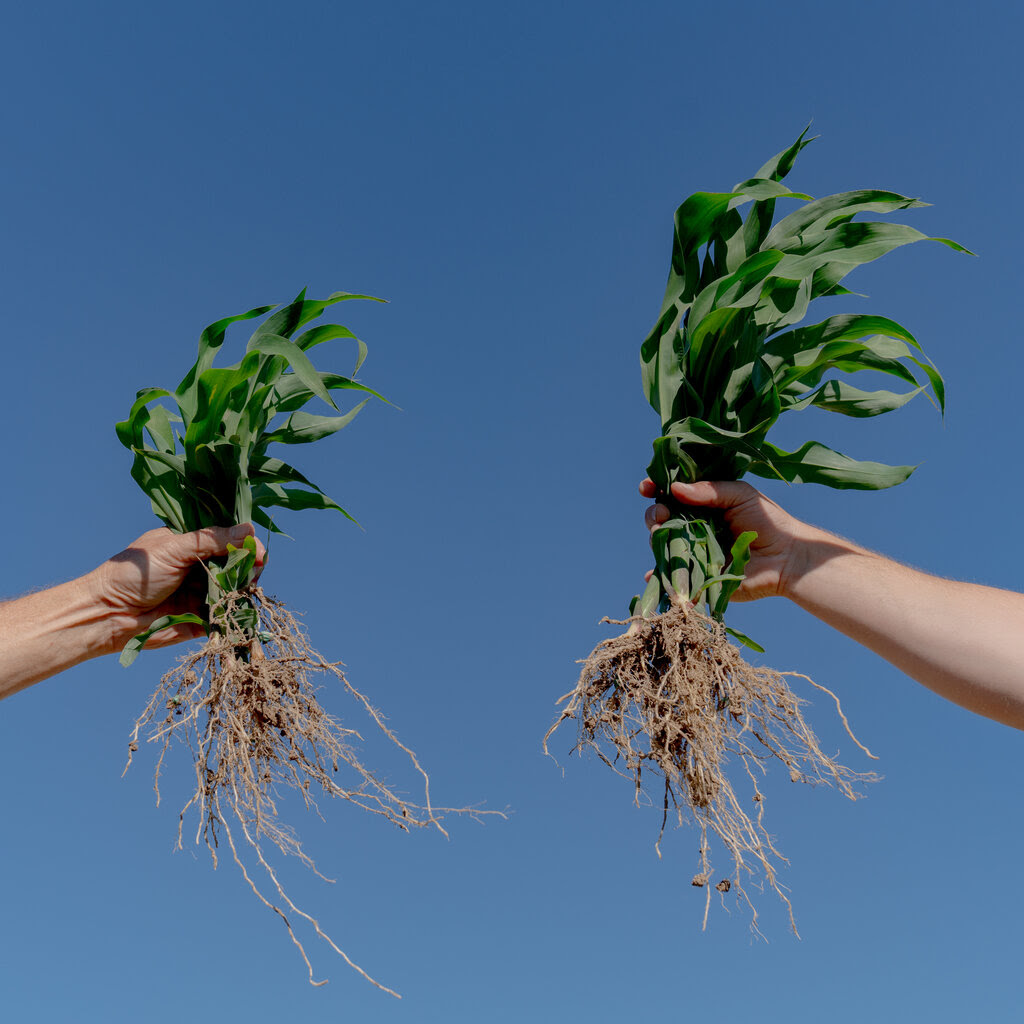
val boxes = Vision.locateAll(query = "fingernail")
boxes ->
[229,524,249,543]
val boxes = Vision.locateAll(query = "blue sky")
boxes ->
[1,1,1021,1020]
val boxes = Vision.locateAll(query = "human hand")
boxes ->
[84,525,267,655]
[640,479,810,602]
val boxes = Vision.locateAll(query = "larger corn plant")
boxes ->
[115,289,384,660]
[638,129,970,631]
[548,133,970,934]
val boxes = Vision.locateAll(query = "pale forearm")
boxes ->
[783,525,1024,729]
[0,575,113,700]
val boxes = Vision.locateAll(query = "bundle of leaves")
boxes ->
[118,290,481,994]
[545,130,969,932]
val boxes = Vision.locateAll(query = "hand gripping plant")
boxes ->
[118,290,478,995]
[545,130,969,931]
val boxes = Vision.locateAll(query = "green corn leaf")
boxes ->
[250,454,324,490]
[749,439,916,489]
[638,573,661,618]
[249,291,385,345]
[666,181,811,309]
[750,125,816,183]
[116,388,175,450]
[710,207,746,276]
[176,305,275,421]
[724,626,765,653]
[182,442,244,524]
[664,415,772,463]
[774,221,952,275]
[786,379,927,417]
[272,372,386,414]
[729,530,757,575]
[216,536,259,592]
[765,313,944,411]
[739,128,817,254]
[259,401,369,447]
[184,365,255,452]
[777,339,926,398]
[251,506,288,536]
[767,312,927,357]
[246,290,317,342]
[120,613,206,667]
[144,403,180,454]
[129,451,192,532]
[294,323,369,373]
[323,291,388,304]
[133,447,187,476]
[252,482,359,525]
[701,524,727,611]
[713,530,757,617]
[764,190,928,250]
[754,276,812,333]
[650,523,670,568]
[689,250,786,338]
[693,572,746,597]
[232,382,278,449]
[648,434,699,491]
[643,310,688,424]
[246,333,338,410]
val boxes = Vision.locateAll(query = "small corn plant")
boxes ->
[118,290,467,995]
[546,130,970,933]
[116,289,383,660]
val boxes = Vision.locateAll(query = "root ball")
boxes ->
[545,604,877,933]
[124,587,472,995]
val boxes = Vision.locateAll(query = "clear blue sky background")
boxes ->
[1,1,1020,1020]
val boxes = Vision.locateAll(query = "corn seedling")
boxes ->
[118,290,486,995]
[545,130,970,932]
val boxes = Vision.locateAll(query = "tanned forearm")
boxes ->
[0,526,264,703]
[782,524,1024,729]
[0,574,114,701]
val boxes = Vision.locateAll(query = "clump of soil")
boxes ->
[545,602,877,934]
[125,586,486,996]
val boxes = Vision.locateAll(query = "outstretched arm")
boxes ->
[0,524,265,701]
[643,479,1024,730]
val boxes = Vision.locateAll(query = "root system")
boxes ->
[545,603,877,934]
[126,586,489,996]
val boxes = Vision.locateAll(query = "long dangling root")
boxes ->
[125,586,498,995]
[544,603,878,935]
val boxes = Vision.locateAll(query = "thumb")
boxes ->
[670,480,758,510]
[162,524,255,566]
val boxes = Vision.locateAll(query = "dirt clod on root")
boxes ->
[125,586,487,996]
[545,603,878,934]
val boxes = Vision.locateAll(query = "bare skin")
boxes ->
[0,525,266,701]
[642,479,1024,731]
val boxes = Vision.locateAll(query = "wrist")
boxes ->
[777,522,863,603]
[77,567,125,657]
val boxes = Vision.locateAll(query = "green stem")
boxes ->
[648,498,734,619]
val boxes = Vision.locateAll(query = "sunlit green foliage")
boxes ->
[637,129,970,639]
[116,289,385,663]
